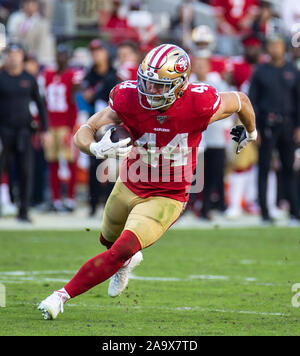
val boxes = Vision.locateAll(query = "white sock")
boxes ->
[227,172,246,213]
[64,198,75,208]
[53,200,64,211]
[267,170,277,212]
[1,184,12,205]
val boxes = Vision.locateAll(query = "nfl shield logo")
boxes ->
[157,115,167,124]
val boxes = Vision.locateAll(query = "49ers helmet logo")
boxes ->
[175,55,189,73]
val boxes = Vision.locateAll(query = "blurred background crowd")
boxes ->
[0,0,300,225]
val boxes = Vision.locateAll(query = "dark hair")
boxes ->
[24,52,38,62]
[5,42,25,54]
[117,41,139,53]
[260,0,273,9]
[56,43,73,57]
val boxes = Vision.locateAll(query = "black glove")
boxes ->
[230,125,247,154]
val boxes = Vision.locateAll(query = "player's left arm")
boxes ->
[209,91,257,153]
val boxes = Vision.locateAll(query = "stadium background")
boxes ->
[0,0,300,337]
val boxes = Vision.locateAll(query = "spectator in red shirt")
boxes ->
[100,0,139,46]
[213,0,260,35]
[212,0,260,55]
[43,44,83,212]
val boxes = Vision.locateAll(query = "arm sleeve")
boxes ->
[31,77,48,131]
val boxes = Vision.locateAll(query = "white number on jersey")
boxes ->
[135,133,160,167]
[135,133,190,168]
[120,81,137,89]
[190,83,209,94]
[230,0,244,18]
[46,83,67,112]
[161,133,189,167]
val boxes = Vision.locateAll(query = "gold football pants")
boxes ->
[44,126,74,162]
[101,178,184,249]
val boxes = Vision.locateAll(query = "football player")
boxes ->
[38,44,257,320]
[43,44,84,212]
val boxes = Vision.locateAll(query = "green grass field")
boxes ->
[0,227,300,336]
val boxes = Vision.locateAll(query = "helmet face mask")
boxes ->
[137,66,184,110]
[137,44,191,110]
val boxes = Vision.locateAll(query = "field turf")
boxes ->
[0,228,300,336]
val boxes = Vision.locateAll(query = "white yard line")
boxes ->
[12,300,288,318]
[61,303,288,317]
[0,270,287,287]
[2,270,288,318]
[188,275,230,281]
[0,270,75,276]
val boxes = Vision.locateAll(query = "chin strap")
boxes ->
[139,77,186,110]
[161,77,185,107]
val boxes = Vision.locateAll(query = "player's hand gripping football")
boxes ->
[90,127,132,159]
[230,125,257,154]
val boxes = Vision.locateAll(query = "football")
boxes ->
[94,124,132,145]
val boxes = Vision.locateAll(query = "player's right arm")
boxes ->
[74,83,133,159]
[73,106,121,155]
[74,105,131,160]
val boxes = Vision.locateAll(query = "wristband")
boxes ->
[81,123,94,131]
[232,91,242,113]
[246,128,257,140]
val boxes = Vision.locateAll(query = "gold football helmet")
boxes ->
[137,44,191,110]
[191,25,215,58]
[191,25,214,45]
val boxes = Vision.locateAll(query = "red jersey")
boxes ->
[226,56,253,90]
[213,0,259,33]
[101,15,139,45]
[210,55,228,77]
[109,81,221,202]
[44,68,83,128]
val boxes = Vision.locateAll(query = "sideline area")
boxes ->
[0,206,296,230]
